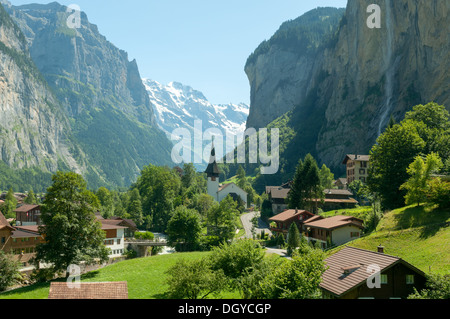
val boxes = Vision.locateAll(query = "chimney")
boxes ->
[377,245,384,254]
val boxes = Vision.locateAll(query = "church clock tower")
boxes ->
[205,143,220,201]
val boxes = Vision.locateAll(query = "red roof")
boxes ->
[48,282,128,299]
[269,209,314,223]
[304,215,364,230]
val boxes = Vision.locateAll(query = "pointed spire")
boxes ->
[205,140,220,178]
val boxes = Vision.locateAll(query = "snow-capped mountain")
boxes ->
[143,79,249,141]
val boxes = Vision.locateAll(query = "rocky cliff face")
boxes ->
[245,7,346,129]
[0,3,83,175]
[5,2,173,188]
[246,0,449,175]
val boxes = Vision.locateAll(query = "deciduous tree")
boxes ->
[35,172,109,277]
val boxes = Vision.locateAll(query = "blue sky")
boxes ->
[9,0,348,105]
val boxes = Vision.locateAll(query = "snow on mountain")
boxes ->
[142,78,249,144]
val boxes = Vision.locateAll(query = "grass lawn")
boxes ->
[0,251,241,300]
[327,204,450,275]
[321,206,372,219]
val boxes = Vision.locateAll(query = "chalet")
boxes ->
[104,217,138,238]
[48,281,128,299]
[266,186,290,214]
[303,215,364,249]
[1,211,44,269]
[95,216,127,258]
[343,154,370,184]
[317,189,359,210]
[334,178,348,190]
[15,204,42,226]
[205,143,248,208]
[320,246,427,299]
[269,209,315,236]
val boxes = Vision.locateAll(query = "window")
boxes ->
[381,274,388,284]
[1,237,5,244]
[359,169,366,175]
[117,239,121,245]
[350,232,360,238]
[406,275,415,285]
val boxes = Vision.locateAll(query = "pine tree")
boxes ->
[287,222,301,256]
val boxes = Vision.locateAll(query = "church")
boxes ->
[204,143,248,208]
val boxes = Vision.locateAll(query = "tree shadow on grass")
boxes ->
[394,205,450,239]
[80,270,100,280]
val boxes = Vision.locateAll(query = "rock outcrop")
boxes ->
[0,3,83,175]
[246,0,449,174]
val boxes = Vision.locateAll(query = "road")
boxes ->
[240,211,272,239]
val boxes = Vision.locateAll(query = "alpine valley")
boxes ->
[0,1,174,191]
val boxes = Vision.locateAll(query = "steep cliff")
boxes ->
[0,3,85,188]
[246,0,449,178]
[245,7,345,129]
[6,2,173,188]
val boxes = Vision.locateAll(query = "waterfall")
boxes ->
[377,0,396,136]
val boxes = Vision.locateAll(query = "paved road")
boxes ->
[240,211,272,239]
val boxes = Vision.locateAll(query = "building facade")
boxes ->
[343,154,370,184]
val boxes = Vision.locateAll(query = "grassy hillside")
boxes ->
[0,251,240,300]
[2,204,447,299]
[327,204,450,275]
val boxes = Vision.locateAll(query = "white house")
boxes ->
[100,220,126,258]
[302,215,364,249]
[205,144,248,208]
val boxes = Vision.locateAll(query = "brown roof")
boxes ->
[269,209,314,223]
[15,225,40,234]
[308,198,359,204]
[0,211,14,230]
[48,282,128,299]
[304,215,364,230]
[14,204,40,213]
[320,247,425,297]
[269,187,290,199]
[342,154,370,165]
[11,229,42,239]
[100,223,127,230]
[324,189,353,196]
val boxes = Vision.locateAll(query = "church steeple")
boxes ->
[204,141,220,179]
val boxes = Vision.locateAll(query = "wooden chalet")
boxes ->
[321,246,427,299]
[15,204,42,226]
[269,209,315,236]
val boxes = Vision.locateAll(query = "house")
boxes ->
[320,246,427,299]
[269,209,315,236]
[97,217,127,258]
[15,204,42,226]
[205,143,248,208]
[334,178,348,190]
[104,217,138,238]
[343,154,370,184]
[303,215,364,249]
[318,189,359,210]
[1,211,44,269]
[48,281,128,299]
[266,185,290,214]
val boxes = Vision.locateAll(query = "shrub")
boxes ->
[0,251,22,291]
[135,231,155,240]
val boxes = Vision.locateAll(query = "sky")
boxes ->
[9,0,348,105]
